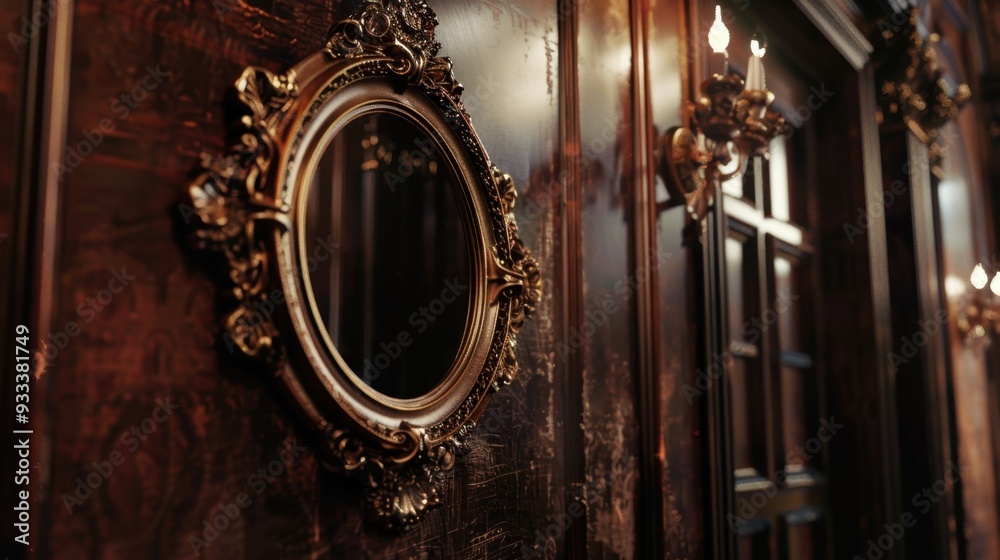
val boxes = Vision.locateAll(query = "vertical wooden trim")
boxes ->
[0,0,37,554]
[761,232,781,482]
[705,198,736,560]
[857,64,905,560]
[906,133,961,560]
[0,0,73,557]
[628,0,665,557]
[35,1,73,556]
[35,0,72,337]
[556,0,587,555]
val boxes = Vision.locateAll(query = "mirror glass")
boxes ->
[305,112,471,399]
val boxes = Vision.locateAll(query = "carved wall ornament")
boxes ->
[183,0,540,528]
[872,10,972,177]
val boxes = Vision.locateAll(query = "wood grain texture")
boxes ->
[39,1,566,558]
[14,0,1000,558]
[648,1,705,557]
[576,0,642,557]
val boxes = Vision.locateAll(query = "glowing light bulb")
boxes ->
[971,263,989,290]
[945,276,967,299]
[751,38,766,58]
[708,6,730,54]
[991,272,1000,296]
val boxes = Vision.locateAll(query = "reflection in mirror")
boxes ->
[305,113,471,399]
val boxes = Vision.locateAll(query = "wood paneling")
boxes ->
[37,1,568,558]
[7,1,997,559]
[576,0,642,557]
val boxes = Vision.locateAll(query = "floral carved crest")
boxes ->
[872,9,971,177]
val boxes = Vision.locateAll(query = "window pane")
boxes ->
[781,366,808,466]
[727,236,746,341]
[730,357,753,470]
[775,255,801,352]
[769,136,790,222]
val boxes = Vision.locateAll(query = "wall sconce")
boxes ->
[659,6,789,230]
[956,263,1000,343]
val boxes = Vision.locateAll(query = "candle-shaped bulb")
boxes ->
[746,34,767,91]
[971,263,989,289]
[708,5,730,54]
[991,272,1000,296]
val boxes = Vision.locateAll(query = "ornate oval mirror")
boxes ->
[302,111,473,401]
[184,0,540,528]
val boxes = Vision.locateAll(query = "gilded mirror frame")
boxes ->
[184,0,540,528]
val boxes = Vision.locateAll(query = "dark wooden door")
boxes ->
[719,106,830,560]
[686,3,905,559]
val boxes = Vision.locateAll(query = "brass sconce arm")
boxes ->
[657,71,789,235]
[656,8,789,240]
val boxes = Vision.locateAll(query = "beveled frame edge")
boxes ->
[183,0,541,529]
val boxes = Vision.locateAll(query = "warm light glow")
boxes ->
[971,263,989,290]
[945,276,968,299]
[751,39,766,58]
[992,273,1000,296]
[708,5,730,54]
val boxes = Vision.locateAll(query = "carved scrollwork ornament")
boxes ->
[872,9,971,178]
[183,0,540,529]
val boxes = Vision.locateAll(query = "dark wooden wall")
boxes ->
[0,0,700,558]
[6,0,1000,559]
